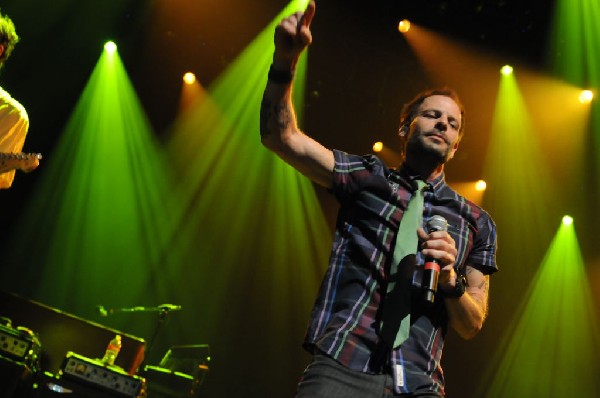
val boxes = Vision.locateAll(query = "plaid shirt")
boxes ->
[303,150,498,395]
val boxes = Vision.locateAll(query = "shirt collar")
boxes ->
[395,164,447,194]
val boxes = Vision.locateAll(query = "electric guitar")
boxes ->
[0,152,42,174]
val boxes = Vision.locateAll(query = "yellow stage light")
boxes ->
[183,72,196,85]
[398,19,411,33]
[475,180,487,192]
[372,141,383,152]
[579,90,593,104]
[500,65,513,75]
[562,215,573,225]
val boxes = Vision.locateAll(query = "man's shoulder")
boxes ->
[440,182,495,224]
[333,149,390,174]
[0,86,28,124]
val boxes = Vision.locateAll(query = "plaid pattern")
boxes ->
[303,150,497,395]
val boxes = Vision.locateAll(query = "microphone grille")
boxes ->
[427,215,448,232]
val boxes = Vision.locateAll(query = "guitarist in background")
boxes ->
[0,10,40,189]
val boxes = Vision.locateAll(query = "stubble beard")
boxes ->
[406,133,452,166]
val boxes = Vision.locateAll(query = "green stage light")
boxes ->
[104,41,117,54]
[483,69,561,270]
[4,44,177,329]
[159,1,330,389]
[551,0,600,171]
[562,215,574,225]
[479,219,600,397]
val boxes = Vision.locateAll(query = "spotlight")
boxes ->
[398,19,411,33]
[104,41,117,54]
[562,215,573,225]
[500,65,513,75]
[372,141,383,152]
[579,90,593,104]
[475,180,487,192]
[183,72,196,85]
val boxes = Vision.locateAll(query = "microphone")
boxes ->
[422,215,448,304]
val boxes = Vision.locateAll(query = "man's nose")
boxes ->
[435,120,447,132]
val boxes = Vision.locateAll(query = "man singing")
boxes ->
[260,2,497,397]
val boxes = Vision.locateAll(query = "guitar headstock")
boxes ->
[0,152,42,173]
[0,152,42,160]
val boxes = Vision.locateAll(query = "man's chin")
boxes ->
[415,143,450,163]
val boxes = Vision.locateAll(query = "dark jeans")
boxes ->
[295,352,443,398]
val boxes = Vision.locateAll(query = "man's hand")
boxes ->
[418,227,458,291]
[273,1,316,69]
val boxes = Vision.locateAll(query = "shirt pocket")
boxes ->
[445,218,473,271]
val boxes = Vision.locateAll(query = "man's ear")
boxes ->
[0,44,4,59]
[398,124,408,137]
[447,140,460,161]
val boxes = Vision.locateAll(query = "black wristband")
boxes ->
[268,65,294,85]
[443,272,467,298]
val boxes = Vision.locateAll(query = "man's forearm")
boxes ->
[260,76,298,151]
[445,274,489,339]
[258,72,335,189]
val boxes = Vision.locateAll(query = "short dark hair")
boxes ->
[0,10,19,67]
[398,88,466,136]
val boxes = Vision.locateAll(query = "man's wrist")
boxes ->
[268,65,295,85]
[443,272,467,298]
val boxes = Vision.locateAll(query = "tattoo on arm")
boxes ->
[260,96,293,138]
[465,266,490,317]
[260,97,273,138]
[477,277,489,291]
[275,101,293,131]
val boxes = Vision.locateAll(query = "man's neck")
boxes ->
[403,158,445,182]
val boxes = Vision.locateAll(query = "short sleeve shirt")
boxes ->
[303,150,497,395]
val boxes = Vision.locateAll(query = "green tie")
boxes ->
[380,179,427,349]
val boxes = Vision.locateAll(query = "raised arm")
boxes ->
[260,1,334,189]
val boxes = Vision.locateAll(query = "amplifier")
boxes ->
[0,322,41,373]
[0,356,35,398]
[59,352,145,398]
[0,291,146,375]
[144,365,196,398]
